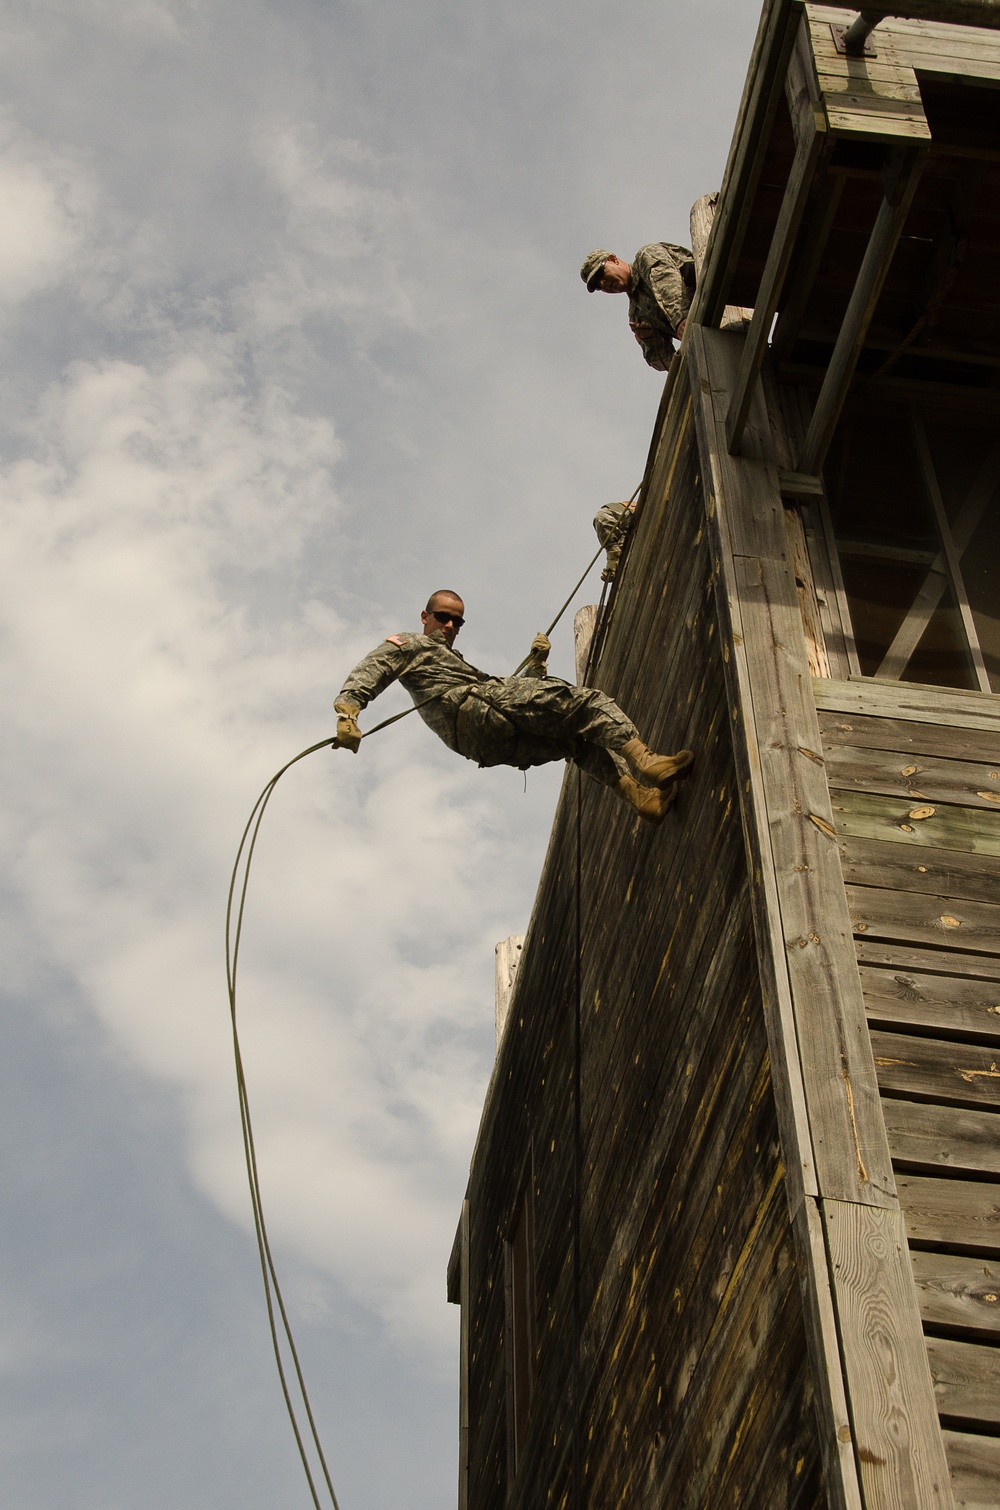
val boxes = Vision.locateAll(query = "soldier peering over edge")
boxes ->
[581,242,695,371]
[334,590,693,822]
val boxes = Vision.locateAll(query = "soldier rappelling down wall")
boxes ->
[593,498,636,582]
[581,242,695,370]
[334,590,693,822]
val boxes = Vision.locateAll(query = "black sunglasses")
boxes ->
[431,609,465,628]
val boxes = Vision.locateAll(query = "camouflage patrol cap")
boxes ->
[581,248,612,292]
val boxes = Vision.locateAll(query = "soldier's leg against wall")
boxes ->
[455,689,625,786]
[569,742,622,788]
[490,677,638,754]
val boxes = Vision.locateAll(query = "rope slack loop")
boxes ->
[226,738,342,1510]
[223,501,637,1503]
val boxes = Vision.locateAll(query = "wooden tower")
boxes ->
[449,4,1000,1505]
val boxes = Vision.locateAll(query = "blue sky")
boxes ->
[0,1,758,1505]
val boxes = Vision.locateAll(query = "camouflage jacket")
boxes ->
[337,628,496,750]
[593,500,633,550]
[628,242,696,371]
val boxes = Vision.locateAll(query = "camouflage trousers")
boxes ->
[455,677,638,788]
[593,500,633,581]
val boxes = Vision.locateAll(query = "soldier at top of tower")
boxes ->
[581,243,695,371]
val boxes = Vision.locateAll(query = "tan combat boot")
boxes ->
[622,739,693,788]
[616,774,678,823]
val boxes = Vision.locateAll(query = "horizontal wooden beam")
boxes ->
[810,0,1000,24]
[798,146,926,475]
[778,469,824,498]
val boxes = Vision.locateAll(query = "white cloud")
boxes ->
[0,322,514,1364]
[0,124,90,305]
[249,124,421,335]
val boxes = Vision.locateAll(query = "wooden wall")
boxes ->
[461,383,826,1509]
[816,678,1000,1508]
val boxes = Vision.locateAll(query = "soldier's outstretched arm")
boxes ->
[333,637,411,751]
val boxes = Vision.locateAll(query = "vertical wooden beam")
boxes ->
[457,1199,470,1510]
[726,113,827,454]
[495,936,524,1052]
[688,323,955,1510]
[911,416,992,693]
[822,1199,956,1509]
[690,0,805,330]
[798,148,925,475]
[573,606,599,686]
[689,192,753,332]
[784,502,831,677]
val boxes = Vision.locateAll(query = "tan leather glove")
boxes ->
[334,698,362,753]
[525,631,550,678]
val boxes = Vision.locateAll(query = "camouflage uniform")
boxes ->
[593,500,634,581]
[627,243,696,371]
[337,628,638,788]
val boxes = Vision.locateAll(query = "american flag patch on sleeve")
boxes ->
[385,634,406,647]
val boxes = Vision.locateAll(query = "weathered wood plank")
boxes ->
[870,1029,1000,1109]
[826,746,1000,813]
[784,502,831,677]
[573,605,599,687]
[495,936,524,1052]
[942,1429,1000,1510]
[697,325,789,559]
[738,555,896,1206]
[825,100,931,136]
[805,7,930,140]
[844,837,1000,911]
[883,1100,1000,1177]
[814,69,920,100]
[652,1172,831,1510]
[688,325,819,1221]
[912,1251,1000,1339]
[822,1198,954,1508]
[690,324,924,1510]
[849,884,1000,956]
[882,13,1000,65]
[898,1175,1000,1254]
[818,709,1000,766]
[458,1197,471,1510]
[811,60,926,98]
[926,1336,1000,1429]
[833,791,1000,858]
[794,1196,865,1509]
[856,939,1000,983]
[813,678,1000,734]
[861,962,1000,1043]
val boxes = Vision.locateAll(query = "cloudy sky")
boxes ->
[0,1,758,1505]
